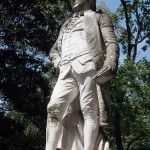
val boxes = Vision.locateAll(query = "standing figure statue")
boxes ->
[46,0,119,149]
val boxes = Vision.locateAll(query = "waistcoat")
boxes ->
[57,10,106,71]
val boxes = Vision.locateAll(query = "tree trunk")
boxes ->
[114,113,124,150]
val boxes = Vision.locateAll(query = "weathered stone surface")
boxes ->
[46,0,119,149]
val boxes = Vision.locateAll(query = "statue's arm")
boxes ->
[49,19,70,69]
[98,13,119,72]
[49,37,61,69]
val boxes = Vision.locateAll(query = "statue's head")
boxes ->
[71,0,96,12]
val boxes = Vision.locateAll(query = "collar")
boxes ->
[72,11,84,18]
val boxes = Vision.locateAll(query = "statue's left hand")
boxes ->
[103,61,117,74]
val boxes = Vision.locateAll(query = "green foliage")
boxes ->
[0,0,71,149]
[110,59,150,150]
[1,0,150,149]
[1,0,72,52]
[99,1,150,149]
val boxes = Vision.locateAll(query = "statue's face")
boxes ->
[71,0,87,11]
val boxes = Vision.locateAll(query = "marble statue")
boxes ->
[46,0,119,149]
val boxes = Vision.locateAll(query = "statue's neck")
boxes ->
[73,4,91,13]
[74,8,91,14]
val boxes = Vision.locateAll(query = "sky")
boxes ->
[96,0,150,62]
[96,0,120,12]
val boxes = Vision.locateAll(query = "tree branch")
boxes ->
[134,0,141,44]
[120,0,133,58]
[133,44,137,61]
[136,32,150,45]
[133,3,140,60]
[126,134,145,150]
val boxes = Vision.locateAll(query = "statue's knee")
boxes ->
[82,108,99,122]
[47,103,56,113]
[47,103,59,122]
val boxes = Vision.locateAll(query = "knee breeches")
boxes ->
[47,68,99,121]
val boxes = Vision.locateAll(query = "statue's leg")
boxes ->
[46,75,79,150]
[61,125,76,150]
[94,129,110,150]
[75,70,99,150]
[61,111,84,150]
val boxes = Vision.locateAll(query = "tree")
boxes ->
[118,0,150,60]
[110,59,150,150]
[98,1,150,149]
[0,0,71,149]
